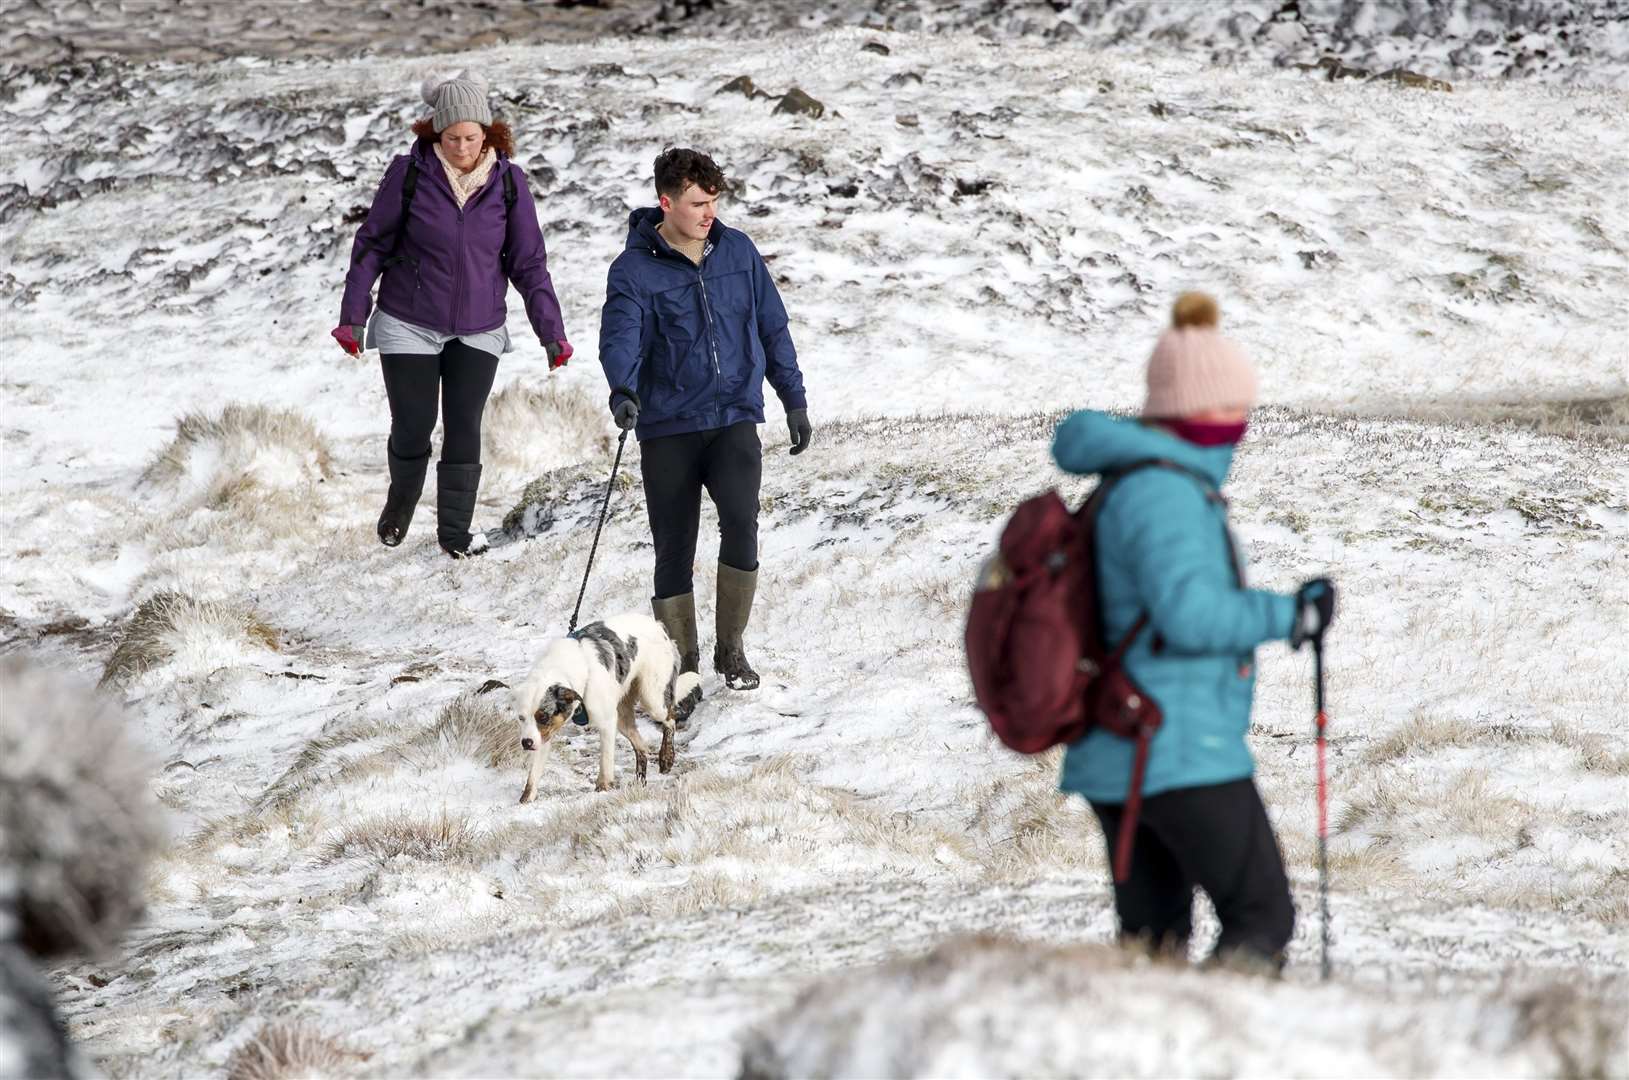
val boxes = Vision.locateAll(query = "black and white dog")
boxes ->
[512,614,701,801]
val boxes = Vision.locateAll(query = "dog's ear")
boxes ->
[553,687,591,728]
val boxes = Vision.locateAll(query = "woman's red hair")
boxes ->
[411,117,515,158]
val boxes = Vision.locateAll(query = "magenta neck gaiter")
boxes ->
[1165,419,1249,446]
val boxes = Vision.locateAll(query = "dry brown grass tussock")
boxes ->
[142,403,333,499]
[498,757,981,920]
[258,695,515,815]
[225,1022,364,1080]
[1507,979,1629,1080]
[315,810,482,867]
[958,758,1103,880]
[100,590,280,686]
[482,381,611,476]
[255,718,406,811]
[1338,766,1537,848]
[413,691,523,770]
[1366,712,1629,772]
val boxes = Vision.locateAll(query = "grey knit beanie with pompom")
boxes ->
[421,70,492,132]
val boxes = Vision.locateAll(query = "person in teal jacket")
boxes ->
[1052,292,1335,970]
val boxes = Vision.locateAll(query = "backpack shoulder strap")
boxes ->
[387,158,419,263]
[498,164,520,271]
[1119,459,1243,586]
[1080,458,1238,658]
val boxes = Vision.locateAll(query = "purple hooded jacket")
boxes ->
[339,140,566,343]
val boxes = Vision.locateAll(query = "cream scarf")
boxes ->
[433,143,498,210]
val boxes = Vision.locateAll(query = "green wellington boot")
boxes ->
[652,591,703,727]
[713,562,760,691]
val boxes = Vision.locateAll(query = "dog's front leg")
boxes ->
[617,699,649,785]
[519,742,547,804]
[658,720,675,775]
[594,722,615,792]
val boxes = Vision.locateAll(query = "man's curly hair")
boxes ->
[654,147,726,199]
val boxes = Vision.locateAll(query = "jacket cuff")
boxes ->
[1276,593,1300,641]
[778,388,808,412]
[338,298,370,328]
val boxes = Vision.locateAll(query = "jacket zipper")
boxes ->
[649,234,722,415]
[452,207,465,333]
[695,259,722,419]
[447,168,491,333]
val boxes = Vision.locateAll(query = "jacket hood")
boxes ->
[624,206,728,254]
[1052,410,1234,488]
[625,206,663,250]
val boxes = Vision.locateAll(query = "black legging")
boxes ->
[1090,778,1296,963]
[640,422,762,598]
[379,340,499,463]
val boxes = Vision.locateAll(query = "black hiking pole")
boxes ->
[568,428,629,635]
[1313,633,1331,981]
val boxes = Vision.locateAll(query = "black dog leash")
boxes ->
[568,427,630,635]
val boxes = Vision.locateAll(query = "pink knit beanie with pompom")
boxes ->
[1142,293,1258,418]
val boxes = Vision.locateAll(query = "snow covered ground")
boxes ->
[2,8,1627,1078]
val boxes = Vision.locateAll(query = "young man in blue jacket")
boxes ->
[598,149,811,719]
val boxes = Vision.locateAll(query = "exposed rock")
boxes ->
[1295,55,1370,80]
[860,41,890,55]
[773,88,825,119]
[884,71,924,88]
[1371,68,1453,91]
[716,74,768,99]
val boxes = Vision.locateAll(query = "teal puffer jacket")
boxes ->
[1050,411,1297,803]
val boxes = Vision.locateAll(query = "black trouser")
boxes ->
[1090,778,1295,964]
[640,422,761,598]
[379,341,500,464]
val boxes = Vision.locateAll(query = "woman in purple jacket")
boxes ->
[334,71,570,558]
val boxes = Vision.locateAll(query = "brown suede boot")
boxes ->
[713,562,760,691]
[652,592,702,728]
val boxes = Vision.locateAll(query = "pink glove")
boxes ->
[546,339,573,370]
[331,325,363,357]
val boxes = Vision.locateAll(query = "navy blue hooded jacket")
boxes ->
[598,208,806,441]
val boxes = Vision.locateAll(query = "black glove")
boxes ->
[612,397,639,431]
[787,408,812,456]
[1290,577,1336,650]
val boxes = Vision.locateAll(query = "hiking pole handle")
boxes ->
[568,428,629,635]
[1313,630,1326,716]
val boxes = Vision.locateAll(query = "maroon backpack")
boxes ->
[965,460,1184,882]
